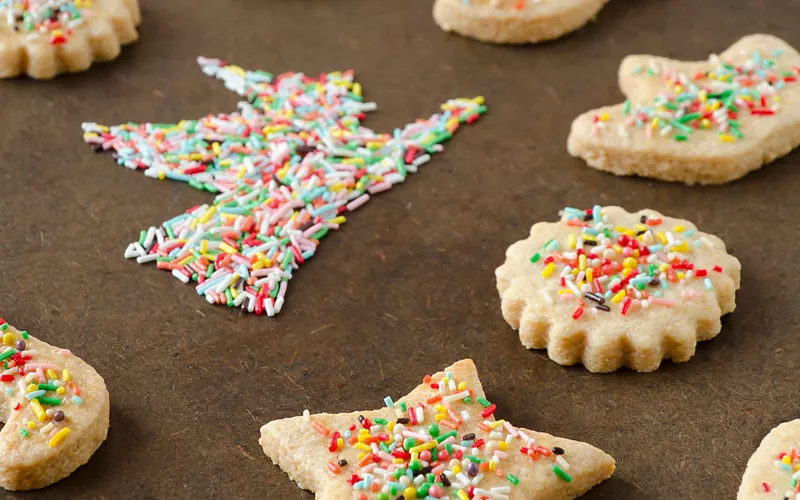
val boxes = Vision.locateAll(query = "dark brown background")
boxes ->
[1,0,798,498]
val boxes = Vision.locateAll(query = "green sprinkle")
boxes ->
[37,397,62,406]
[553,465,572,482]
[476,397,491,408]
[436,430,457,444]
[674,135,688,142]
[0,349,14,362]
[399,402,407,412]
[20,330,28,339]
[374,418,388,425]
[19,428,28,438]
[506,473,520,485]
[530,252,540,263]
[37,384,58,391]
[623,100,631,115]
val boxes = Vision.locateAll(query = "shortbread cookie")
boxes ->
[568,34,800,184]
[0,0,141,79]
[738,420,800,499]
[260,359,615,499]
[0,320,109,491]
[433,0,609,44]
[495,206,741,373]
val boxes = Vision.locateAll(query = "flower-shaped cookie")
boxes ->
[432,0,609,44]
[260,359,616,499]
[496,206,741,373]
[738,420,800,499]
[0,0,140,79]
[568,34,800,184]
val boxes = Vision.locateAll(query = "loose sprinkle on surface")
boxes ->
[83,58,486,317]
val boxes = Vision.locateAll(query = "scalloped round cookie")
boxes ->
[0,0,141,79]
[432,0,609,44]
[495,205,741,373]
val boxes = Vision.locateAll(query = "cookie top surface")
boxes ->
[571,34,800,153]
[738,420,800,499]
[496,206,741,372]
[0,321,108,472]
[260,359,615,499]
[1,0,104,42]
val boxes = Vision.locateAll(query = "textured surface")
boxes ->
[0,0,798,498]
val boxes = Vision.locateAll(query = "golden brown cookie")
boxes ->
[568,34,800,184]
[0,0,140,79]
[0,321,109,491]
[496,206,741,373]
[260,359,615,499]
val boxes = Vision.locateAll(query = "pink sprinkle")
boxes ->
[648,297,676,307]
[346,193,370,211]
[681,289,700,299]
[58,349,72,358]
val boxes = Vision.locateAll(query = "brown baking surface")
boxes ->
[1,0,798,498]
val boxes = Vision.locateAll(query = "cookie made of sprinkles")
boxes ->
[0,0,140,79]
[738,420,800,499]
[432,0,609,45]
[82,58,485,318]
[0,319,109,491]
[568,34,800,184]
[260,359,615,499]
[495,206,741,373]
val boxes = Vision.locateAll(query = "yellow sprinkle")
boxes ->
[471,96,485,105]
[252,261,264,271]
[701,119,711,129]
[434,404,445,413]
[403,487,417,500]
[623,257,637,269]
[656,232,668,245]
[199,206,217,224]
[409,441,437,454]
[62,369,70,382]
[2,333,14,346]
[56,386,66,395]
[30,399,46,422]
[558,290,572,296]
[230,287,238,300]
[599,113,610,121]
[612,291,627,304]
[489,420,505,429]
[672,242,690,253]
[158,171,166,180]
[541,263,556,278]
[219,242,237,255]
[579,254,587,271]
[330,216,346,225]
[353,82,362,96]
[783,455,792,465]
[570,268,579,276]
[622,268,635,278]
[489,460,496,472]
[456,490,470,500]
[586,268,594,283]
[452,465,462,474]
[354,442,370,452]
[46,369,58,380]
[674,225,685,232]
[435,414,446,422]
[498,441,509,450]
[659,264,669,272]
[27,384,38,393]
[393,458,404,464]
[27,421,36,429]
[357,452,365,460]
[677,272,685,279]
[387,421,395,432]
[457,381,466,391]
[200,240,208,254]
[674,84,682,93]
[48,427,70,448]
[720,134,735,143]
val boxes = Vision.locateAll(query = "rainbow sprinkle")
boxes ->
[533,207,726,319]
[0,319,80,447]
[761,447,800,497]
[309,368,570,499]
[594,50,799,142]
[0,0,93,45]
[82,58,485,317]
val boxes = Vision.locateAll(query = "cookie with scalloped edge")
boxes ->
[495,205,741,373]
[432,0,608,44]
[568,34,800,184]
[0,0,140,79]
[0,319,109,491]
[738,420,800,499]
[260,359,615,499]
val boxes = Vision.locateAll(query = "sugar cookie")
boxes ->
[568,34,800,184]
[260,359,615,499]
[432,0,609,44]
[738,420,800,499]
[495,206,741,373]
[0,320,109,491]
[0,0,141,79]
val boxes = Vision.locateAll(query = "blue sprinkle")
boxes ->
[704,278,713,290]
[384,396,394,409]
[72,396,84,406]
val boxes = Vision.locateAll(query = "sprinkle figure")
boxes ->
[83,58,485,317]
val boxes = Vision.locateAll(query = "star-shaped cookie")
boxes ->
[0,0,141,79]
[0,320,109,491]
[260,359,615,499]
[568,34,800,184]
[496,206,741,373]
[433,0,609,44]
[738,420,800,499]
